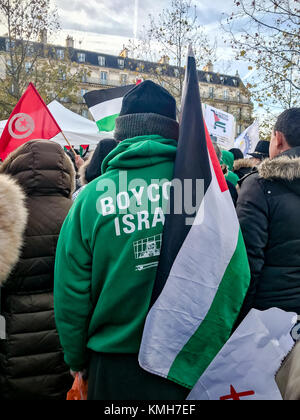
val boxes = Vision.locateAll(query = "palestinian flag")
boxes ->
[84,85,135,132]
[138,47,251,390]
[64,145,74,152]
[187,308,297,400]
[79,144,89,157]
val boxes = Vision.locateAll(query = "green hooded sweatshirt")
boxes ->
[221,150,239,186]
[54,135,177,371]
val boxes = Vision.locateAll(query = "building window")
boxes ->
[25,62,32,73]
[5,39,15,52]
[77,52,86,63]
[82,109,89,118]
[25,44,35,56]
[82,71,88,83]
[118,58,125,69]
[56,49,64,59]
[237,124,242,135]
[98,56,106,66]
[209,87,214,99]
[120,74,127,86]
[223,89,229,100]
[6,59,16,73]
[100,71,108,84]
[58,69,66,80]
[237,91,241,102]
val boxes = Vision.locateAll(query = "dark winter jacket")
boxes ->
[79,138,118,185]
[236,146,300,322]
[0,140,75,400]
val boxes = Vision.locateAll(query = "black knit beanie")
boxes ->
[119,80,177,120]
[115,81,179,142]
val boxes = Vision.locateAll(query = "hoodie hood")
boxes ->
[101,135,177,174]
[221,150,234,171]
[0,174,28,286]
[258,147,300,196]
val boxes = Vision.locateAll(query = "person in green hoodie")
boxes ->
[221,150,240,187]
[54,81,190,400]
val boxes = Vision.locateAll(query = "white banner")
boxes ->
[234,120,260,157]
[203,104,235,150]
[187,308,298,400]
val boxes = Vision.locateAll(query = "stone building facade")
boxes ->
[0,35,253,137]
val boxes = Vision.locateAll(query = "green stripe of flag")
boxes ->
[167,229,250,388]
[96,114,119,132]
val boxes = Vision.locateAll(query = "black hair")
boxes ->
[274,108,300,148]
[229,148,244,161]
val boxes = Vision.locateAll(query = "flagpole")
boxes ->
[61,131,76,156]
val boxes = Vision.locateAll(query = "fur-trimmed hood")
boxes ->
[0,174,28,286]
[234,158,258,172]
[258,155,300,182]
[258,147,300,197]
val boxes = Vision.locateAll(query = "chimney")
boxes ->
[119,47,129,58]
[158,55,170,65]
[203,60,214,73]
[66,36,74,49]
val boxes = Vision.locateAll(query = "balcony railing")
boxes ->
[200,93,251,105]
[81,77,128,87]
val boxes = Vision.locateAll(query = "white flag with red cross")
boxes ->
[187,308,298,400]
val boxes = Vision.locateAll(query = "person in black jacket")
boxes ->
[79,138,118,185]
[234,141,270,185]
[236,108,300,323]
[72,138,118,201]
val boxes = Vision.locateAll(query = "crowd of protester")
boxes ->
[0,80,299,400]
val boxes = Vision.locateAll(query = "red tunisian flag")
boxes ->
[0,82,61,161]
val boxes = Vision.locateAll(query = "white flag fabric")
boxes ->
[187,308,297,401]
[234,120,260,157]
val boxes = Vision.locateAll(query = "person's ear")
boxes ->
[275,131,286,151]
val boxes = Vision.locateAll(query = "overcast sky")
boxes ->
[54,0,233,39]
[50,0,250,77]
